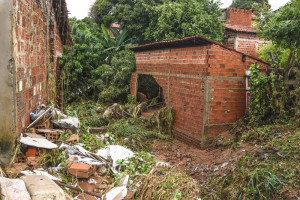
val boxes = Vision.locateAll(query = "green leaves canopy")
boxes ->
[90,0,225,44]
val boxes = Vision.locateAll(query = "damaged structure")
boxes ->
[130,36,269,148]
[0,0,72,164]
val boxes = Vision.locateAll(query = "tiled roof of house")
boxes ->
[225,24,257,33]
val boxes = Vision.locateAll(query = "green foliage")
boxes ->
[89,0,114,27]
[258,0,300,51]
[257,0,300,77]
[90,0,224,44]
[91,50,136,103]
[259,43,291,69]
[144,0,224,42]
[200,125,300,200]
[108,120,168,151]
[249,64,288,124]
[230,0,269,10]
[145,107,175,135]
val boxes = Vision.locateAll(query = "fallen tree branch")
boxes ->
[55,181,103,198]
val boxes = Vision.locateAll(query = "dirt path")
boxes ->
[151,132,255,184]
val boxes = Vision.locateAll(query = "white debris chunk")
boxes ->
[96,145,135,170]
[0,178,31,200]
[20,137,57,149]
[104,186,128,200]
[21,170,62,181]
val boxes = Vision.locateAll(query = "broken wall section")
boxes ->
[131,46,211,146]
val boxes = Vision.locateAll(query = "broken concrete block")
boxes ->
[68,163,92,178]
[21,175,66,200]
[0,178,31,200]
[104,186,127,200]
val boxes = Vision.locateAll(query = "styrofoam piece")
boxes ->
[20,137,57,149]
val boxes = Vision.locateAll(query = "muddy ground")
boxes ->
[151,131,254,185]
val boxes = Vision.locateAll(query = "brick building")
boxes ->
[222,8,265,57]
[0,0,72,164]
[130,36,268,148]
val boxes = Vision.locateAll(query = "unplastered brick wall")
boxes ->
[224,30,265,57]
[13,0,63,133]
[131,43,269,147]
[226,8,253,27]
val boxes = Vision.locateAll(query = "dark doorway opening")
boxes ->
[137,74,164,104]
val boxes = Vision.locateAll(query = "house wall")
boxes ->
[132,46,212,146]
[224,8,253,27]
[0,0,16,165]
[131,44,269,148]
[223,30,265,57]
[203,44,268,145]
[14,0,63,133]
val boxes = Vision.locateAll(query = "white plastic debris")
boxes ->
[88,178,98,185]
[20,137,57,149]
[21,170,62,181]
[0,178,31,200]
[221,162,229,168]
[104,186,128,200]
[60,144,106,166]
[96,145,135,169]
[118,175,129,187]
[51,108,80,132]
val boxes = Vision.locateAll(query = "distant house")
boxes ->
[130,36,269,148]
[222,8,265,57]
[108,23,121,38]
[0,0,72,164]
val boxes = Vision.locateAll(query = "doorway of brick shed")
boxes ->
[137,74,165,118]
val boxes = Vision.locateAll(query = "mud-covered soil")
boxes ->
[151,131,254,185]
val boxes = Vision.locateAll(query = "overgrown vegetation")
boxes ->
[60,18,135,103]
[90,0,225,44]
[200,124,300,200]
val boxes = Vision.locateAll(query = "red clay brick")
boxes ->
[68,163,92,178]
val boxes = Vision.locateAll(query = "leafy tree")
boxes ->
[90,0,224,44]
[61,17,105,101]
[258,0,300,81]
[89,0,114,27]
[144,0,224,42]
[230,0,269,10]
[91,50,136,103]
[61,18,135,103]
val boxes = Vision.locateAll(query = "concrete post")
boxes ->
[0,0,16,165]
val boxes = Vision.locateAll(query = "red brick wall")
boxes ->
[203,44,268,143]
[14,0,63,133]
[131,44,269,147]
[226,8,253,27]
[223,30,265,57]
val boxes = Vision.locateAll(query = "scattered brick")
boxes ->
[68,163,93,178]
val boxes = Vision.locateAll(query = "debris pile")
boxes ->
[1,104,140,200]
